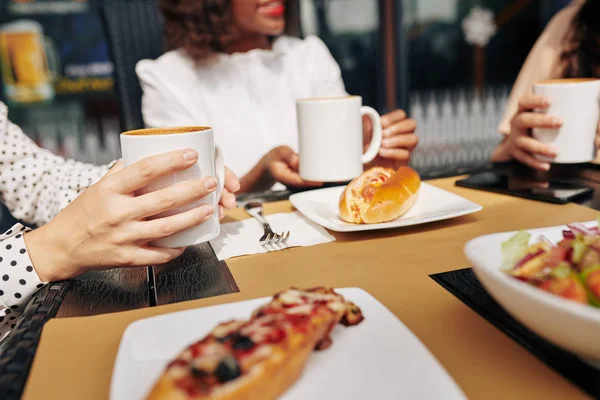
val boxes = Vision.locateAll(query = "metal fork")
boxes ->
[244,202,290,246]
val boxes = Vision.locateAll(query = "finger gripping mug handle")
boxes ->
[361,106,382,164]
[214,147,225,200]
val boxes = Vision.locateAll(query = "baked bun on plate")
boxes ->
[339,166,421,224]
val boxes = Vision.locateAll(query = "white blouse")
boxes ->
[0,102,111,345]
[137,35,347,178]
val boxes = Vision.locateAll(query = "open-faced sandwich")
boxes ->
[339,166,421,224]
[147,287,364,400]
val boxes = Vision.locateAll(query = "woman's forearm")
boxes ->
[491,137,512,163]
[239,155,274,193]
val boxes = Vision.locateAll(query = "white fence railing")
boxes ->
[409,86,510,171]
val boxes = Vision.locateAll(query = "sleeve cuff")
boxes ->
[0,224,46,314]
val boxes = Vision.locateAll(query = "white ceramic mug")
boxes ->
[120,126,224,248]
[533,78,600,163]
[296,95,382,182]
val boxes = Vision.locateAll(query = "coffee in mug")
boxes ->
[296,95,382,182]
[122,126,207,136]
[120,126,224,248]
[533,78,600,163]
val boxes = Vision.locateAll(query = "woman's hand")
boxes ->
[263,146,322,188]
[219,167,240,218]
[25,149,218,282]
[593,122,600,163]
[502,93,562,171]
[110,162,239,219]
[363,109,418,170]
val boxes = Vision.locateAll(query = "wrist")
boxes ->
[491,141,513,163]
[242,152,277,192]
[24,225,76,282]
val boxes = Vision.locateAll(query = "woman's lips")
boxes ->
[258,1,285,17]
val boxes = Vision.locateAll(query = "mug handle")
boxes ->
[214,147,225,201]
[360,106,382,164]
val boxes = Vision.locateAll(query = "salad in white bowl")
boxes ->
[465,220,600,367]
[501,222,600,308]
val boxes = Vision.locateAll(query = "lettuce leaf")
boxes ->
[550,262,572,279]
[501,231,531,271]
[572,238,588,264]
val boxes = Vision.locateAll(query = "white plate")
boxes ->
[111,288,466,400]
[289,183,482,232]
[465,222,600,367]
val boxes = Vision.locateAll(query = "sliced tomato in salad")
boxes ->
[537,273,588,304]
[582,265,600,306]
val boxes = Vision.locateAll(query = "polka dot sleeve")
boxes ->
[0,102,116,226]
[0,223,45,345]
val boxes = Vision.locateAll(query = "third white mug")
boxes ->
[532,78,600,164]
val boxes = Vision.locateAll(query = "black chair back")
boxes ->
[98,0,164,132]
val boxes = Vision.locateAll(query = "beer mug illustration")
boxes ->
[0,20,59,105]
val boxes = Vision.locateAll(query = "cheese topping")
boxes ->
[327,301,346,313]
[285,304,312,315]
[241,314,284,343]
[277,289,304,305]
[213,320,245,338]
[276,288,347,315]
[191,352,227,372]
[201,342,228,357]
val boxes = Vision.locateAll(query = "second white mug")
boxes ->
[296,95,382,182]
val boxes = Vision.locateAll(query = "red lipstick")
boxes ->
[258,1,285,18]
[263,5,284,17]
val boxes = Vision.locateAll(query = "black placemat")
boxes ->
[0,280,71,400]
[430,268,600,398]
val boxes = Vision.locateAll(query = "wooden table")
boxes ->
[22,176,599,399]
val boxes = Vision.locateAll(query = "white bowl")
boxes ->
[465,222,600,368]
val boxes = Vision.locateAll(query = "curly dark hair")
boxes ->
[560,0,600,78]
[160,0,299,63]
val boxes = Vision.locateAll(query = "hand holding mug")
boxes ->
[219,167,240,218]
[25,149,216,282]
[363,109,418,170]
[109,161,239,219]
[593,121,600,163]
[505,93,562,171]
[264,145,322,188]
[502,79,600,170]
